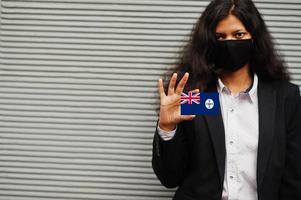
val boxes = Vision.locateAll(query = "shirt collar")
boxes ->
[217,73,258,102]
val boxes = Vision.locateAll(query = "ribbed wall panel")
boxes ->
[0,0,300,199]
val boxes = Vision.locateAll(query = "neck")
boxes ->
[220,64,252,95]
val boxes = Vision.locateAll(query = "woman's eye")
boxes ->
[216,35,225,40]
[235,32,245,39]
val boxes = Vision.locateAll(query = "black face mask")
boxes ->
[214,39,253,72]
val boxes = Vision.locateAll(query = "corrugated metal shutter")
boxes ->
[0,0,300,199]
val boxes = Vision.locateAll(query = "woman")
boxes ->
[152,0,301,200]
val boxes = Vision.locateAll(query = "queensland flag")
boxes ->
[180,92,220,115]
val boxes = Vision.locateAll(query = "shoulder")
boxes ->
[259,79,300,98]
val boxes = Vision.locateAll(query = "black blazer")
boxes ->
[152,79,301,200]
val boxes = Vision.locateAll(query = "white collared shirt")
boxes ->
[158,74,259,200]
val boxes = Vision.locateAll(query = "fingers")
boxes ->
[168,73,177,96]
[158,72,190,99]
[157,78,166,99]
[175,72,189,95]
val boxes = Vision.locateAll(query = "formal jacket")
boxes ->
[152,79,301,200]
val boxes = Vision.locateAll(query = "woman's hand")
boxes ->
[158,72,198,131]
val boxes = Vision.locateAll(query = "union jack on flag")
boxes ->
[180,92,220,115]
[180,91,200,104]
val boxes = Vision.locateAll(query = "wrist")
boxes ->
[158,121,176,132]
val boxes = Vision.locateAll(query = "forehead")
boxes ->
[215,14,247,33]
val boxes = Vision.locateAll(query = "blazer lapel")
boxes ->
[256,80,276,190]
[204,105,226,186]
[204,86,226,185]
[201,85,226,186]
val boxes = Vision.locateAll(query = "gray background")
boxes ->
[0,0,300,199]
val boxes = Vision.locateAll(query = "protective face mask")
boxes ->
[214,39,253,72]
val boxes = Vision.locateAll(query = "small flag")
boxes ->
[180,92,220,115]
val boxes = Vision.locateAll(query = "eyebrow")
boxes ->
[233,29,246,33]
[215,29,246,34]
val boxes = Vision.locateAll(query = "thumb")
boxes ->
[178,88,199,121]
[180,115,196,121]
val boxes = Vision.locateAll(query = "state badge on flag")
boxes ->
[180,92,220,115]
